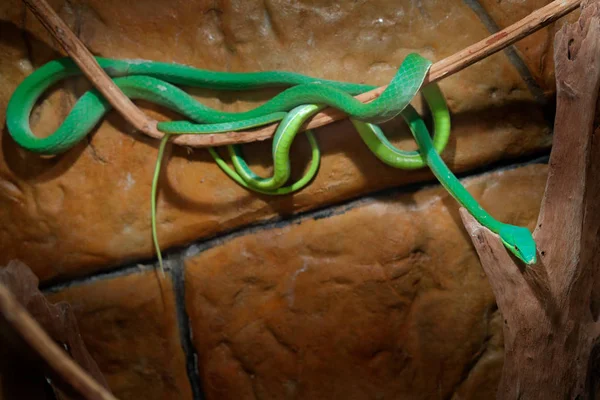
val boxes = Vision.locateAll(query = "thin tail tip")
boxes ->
[157,257,166,277]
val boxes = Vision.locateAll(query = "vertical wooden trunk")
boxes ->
[461,0,600,398]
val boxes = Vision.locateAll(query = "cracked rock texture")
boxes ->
[46,270,192,400]
[185,163,546,400]
[0,0,554,282]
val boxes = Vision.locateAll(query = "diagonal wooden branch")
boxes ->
[22,0,161,137]
[22,0,581,148]
[0,261,111,394]
[460,1,600,398]
[0,278,118,400]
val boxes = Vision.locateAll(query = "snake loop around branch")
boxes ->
[5,53,537,273]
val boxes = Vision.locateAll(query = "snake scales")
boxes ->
[6,54,537,271]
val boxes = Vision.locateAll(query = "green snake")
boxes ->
[5,54,537,271]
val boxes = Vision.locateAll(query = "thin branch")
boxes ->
[0,281,118,400]
[23,0,581,148]
[22,0,161,137]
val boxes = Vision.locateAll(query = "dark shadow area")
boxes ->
[171,259,205,400]
[0,20,61,68]
[588,339,600,400]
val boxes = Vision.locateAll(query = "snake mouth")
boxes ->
[525,254,537,265]
[514,245,537,265]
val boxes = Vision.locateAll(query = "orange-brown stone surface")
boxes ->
[46,270,193,400]
[476,0,581,96]
[0,0,556,282]
[184,163,546,400]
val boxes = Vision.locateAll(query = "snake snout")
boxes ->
[499,225,537,265]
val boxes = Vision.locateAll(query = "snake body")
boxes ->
[351,85,537,265]
[5,54,537,270]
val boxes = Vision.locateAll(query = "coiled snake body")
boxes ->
[6,54,537,270]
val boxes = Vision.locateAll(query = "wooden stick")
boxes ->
[22,0,161,137]
[0,281,119,400]
[23,0,581,148]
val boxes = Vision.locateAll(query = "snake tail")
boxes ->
[152,133,172,276]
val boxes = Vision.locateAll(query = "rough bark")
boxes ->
[460,1,600,398]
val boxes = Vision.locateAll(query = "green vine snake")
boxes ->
[5,54,537,272]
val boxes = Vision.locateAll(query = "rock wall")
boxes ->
[0,0,574,399]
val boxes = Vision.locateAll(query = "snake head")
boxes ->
[498,225,537,265]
